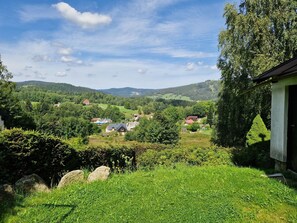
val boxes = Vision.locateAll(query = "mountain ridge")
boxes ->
[16,80,220,101]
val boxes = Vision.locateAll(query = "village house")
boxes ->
[91,118,112,125]
[254,56,297,172]
[82,99,90,106]
[185,116,198,125]
[126,122,139,131]
[106,123,127,135]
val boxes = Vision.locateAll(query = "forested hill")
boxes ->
[146,80,220,101]
[100,87,155,97]
[16,81,97,93]
[16,80,220,101]
[101,80,220,101]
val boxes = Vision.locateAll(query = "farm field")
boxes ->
[4,165,297,222]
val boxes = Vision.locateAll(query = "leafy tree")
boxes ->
[162,106,185,124]
[246,114,270,147]
[125,113,180,145]
[215,0,297,147]
[0,57,35,129]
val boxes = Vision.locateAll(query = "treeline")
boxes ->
[16,85,196,111]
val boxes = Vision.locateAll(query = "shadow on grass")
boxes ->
[0,186,23,221]
[0,191,76,223]
[231,141,297,191]
[30,203,77,222]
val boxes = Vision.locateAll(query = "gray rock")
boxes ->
[88,166,111,182]
[58,170,84,188]
[0,184,14,202]
[15,174,50,194]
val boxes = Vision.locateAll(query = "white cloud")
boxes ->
[185,62,196,71]
[58,47,73,55]
[210,65,218,70]
[137,68,148,74]
[53,2,112,29]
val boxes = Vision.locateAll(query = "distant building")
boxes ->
[126,122,139,131]
[83,99,90,106]
[106,123,127,135]
[91,118,112,125]
[185,116,198,125]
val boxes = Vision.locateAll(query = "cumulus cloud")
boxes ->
[58,47,72,55]
[137,68,148,74]
[185,62,196,71]
[53,2,112,29]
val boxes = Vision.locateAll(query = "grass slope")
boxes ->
[5,166,297,222]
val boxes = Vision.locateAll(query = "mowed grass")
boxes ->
[5,166,297,223]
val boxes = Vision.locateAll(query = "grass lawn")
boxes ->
[4,165,297,222]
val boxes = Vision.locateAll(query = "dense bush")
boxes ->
[78,146,136,172]
[0,129,78,185]
[232,141,274,169]
[137,146,233,169]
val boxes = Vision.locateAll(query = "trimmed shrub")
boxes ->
[78,145,136,172]
[0,129,79,185]
[246,114,270,147]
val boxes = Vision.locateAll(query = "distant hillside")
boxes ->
[100,87,155,97]
[149,80,220,101]
[16,80,220,101]
[16,81,97,93]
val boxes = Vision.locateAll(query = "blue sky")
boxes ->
[0,0,240,89]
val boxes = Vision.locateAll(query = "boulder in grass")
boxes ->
[58,170,84,188]
[0,184,14,202]
[88,166,110,182]
[15,174,50,194]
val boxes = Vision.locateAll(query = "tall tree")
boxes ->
[215,0,297,146]
[0,56,35,129]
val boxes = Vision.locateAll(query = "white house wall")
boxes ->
[271,75,297,162]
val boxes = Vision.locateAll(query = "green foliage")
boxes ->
[0,58,35,130]
[186,122,200,132]
[4,166,297,222]
[126,113,180,145]
[138,146,233,169]
[78,146,136,172]
[215,0,297,147]
[0,129,79,185]
[246,114,271,147]
[232,141,273,169]
[149,80,220,101]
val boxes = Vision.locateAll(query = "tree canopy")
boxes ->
[215,0,297,146]
[0,57,35,129]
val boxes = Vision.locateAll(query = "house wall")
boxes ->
[271,75,297,163]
